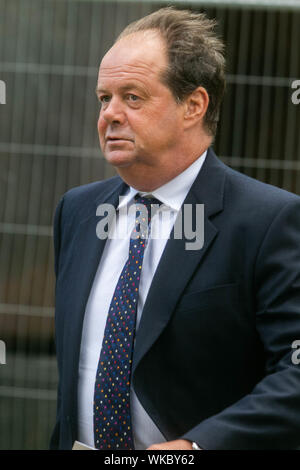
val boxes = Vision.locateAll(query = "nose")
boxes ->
[100,96,126,125]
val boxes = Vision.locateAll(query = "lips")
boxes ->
[106,136,133,142]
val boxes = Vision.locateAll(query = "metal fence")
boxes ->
[0,0,299,449]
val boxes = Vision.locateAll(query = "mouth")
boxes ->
[106,136,133,142]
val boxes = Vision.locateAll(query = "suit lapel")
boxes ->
[132,149,227,374]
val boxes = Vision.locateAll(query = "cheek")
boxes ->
[97,114,106,139]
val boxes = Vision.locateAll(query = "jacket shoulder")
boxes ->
[64,175,123,203]
[58,175,124,220]
[221,159,300,210]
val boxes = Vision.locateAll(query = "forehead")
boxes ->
[97,31,167,89]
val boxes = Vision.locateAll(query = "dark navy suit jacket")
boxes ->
[50,148,300,449]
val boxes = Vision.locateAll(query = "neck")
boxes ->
[116,138,211,192]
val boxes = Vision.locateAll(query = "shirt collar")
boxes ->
[117,150,207,212]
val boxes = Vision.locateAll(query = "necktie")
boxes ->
[93,195,161,450]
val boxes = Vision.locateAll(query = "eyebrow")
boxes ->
[95,83,146,97]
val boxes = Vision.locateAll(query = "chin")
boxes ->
[104,151,135,168]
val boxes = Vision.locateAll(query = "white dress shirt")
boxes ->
[77,150,207,449]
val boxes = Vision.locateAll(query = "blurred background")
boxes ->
[0,0,300,450]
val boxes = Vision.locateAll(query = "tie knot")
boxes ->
[133,194,161,238]
[134,194,161,209]
[134,194,161,219]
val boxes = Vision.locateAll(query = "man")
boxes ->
[50,7,300,450]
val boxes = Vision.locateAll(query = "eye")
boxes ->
[127,94,139,102]
[99,95,111,105]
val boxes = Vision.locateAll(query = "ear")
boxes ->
[183,86,209,128]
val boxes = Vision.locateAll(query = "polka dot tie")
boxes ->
[93,195,161,450]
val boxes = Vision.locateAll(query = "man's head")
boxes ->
[96,7,225,191]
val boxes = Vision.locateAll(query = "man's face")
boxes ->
[96,31,186,189]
